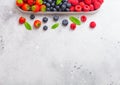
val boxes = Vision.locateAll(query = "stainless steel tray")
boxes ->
[17,6,100,15]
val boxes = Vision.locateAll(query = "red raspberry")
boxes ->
[70,6,75,11]
[75,5,82,12]
[89,4,94,11]
[94,1,101,10]
[79,2,85,9]
[83,5,90,11]
[81,15,87,22]
[70,23,76,30]
[68,0,79,6]
[90,21,96,28]
[98,0,104,4]
[84,0,91,5]
[91,0,96,4]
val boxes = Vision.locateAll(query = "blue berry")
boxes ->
[43,17,48,23]
[43,25,48,31]
[62,19,69,26]
[53,15,59,21]
[30,14,35,19]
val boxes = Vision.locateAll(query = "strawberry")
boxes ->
[83,5,90,11]
[21,3,30,11]
[23,0,27,3]
[16,0,24,7]
[90,21,96,28]
[75,5,82,12]
[32,5,40,12]
[68,0,79,6]
[94,1,101,10]
[27,0,34,5]
[36,0,43,6]
[70,23,76,30]
[19,16,26,24]
[89,4,94,11]
[84,0,91,5]
[40,5,46,12]
[70,6,75,11]
[34,20,41,29]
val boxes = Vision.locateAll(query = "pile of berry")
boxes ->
[16,0,104,12]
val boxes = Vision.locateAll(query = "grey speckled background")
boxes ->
[0,0,120,85]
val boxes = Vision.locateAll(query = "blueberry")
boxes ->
[43,17,48,23]
[51,3,55,7]
[30,14,35,19]
[62,0,67,2]
[47,0,52,3]
[53,8,57,11]
[62,19,69,26]
[50,7,54,11]
[43,25,48,31]
[53,15,59,21]
[65,8,70,12]
[61,4,66,10]
[43,1,47,4]
[63,2,67,5]
[46,8,50,11]
[46,3,50,7]
[66,3,71,8]
[55,6,60,9]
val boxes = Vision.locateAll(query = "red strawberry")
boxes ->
[81,15,87,22]
[23,0,27,3]
[32,5,40,12]
[75,5,82,12]
[89,4,94,11]
[84,0,91,5]
[83,5,90,11]
[27,0,34,5]
[40,5,46,12]
[70,6,75,11]
[21,4,30,11]
[16,0,24,7]
[19,16,26,24]
[36,0,43,5]
[79,2,85,8]
[68,0,79,6]
[94,1,101,10]
[34,20,41,29]
[70,23,76,30]
[90,21,96,28]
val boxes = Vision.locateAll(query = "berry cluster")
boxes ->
[16,0,104,12]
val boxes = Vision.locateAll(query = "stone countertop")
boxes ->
[0,0,120,85]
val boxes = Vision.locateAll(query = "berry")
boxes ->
[83,5,90,11]
[16,0,24,7]
[79,2,85,8]
[34,20,41,29]
[84,0,91,5]
[66,3,71,8]
[30,14,35,19]
[42,17,48,23]
[21,4,30,11]
[94,1,101,10]
[36,0,43,5]
[27,0,34,5]
[61,4,67,10]
[32,4,40,12]
[53,15,59,21]
[70,23,76,30]
[62,19,69,26]
[89,4,94,11]
[47,0,52,3]
[70,6,75,11]
[81,15,87,22]
[23,0,27,3]
[43,25,48,31]
[46,3,50,7]
[75,5,82,12]
[98,0,104,4]
[41,5,46,12]
[90,21,96,28]
[19,16,26,24]
[68,0,79,6]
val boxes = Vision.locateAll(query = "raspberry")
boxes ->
[70,6,75,11]
[83,5,90,11]
[84,0,91,5]
[90,21,96,28]
[98,0,104,4]
[94,1,101,10]
[81,15,87,22]
[68,0,79,6]
[79,2,85,9]
[75,5,82,12]
[70,23,76,30]
[89,4,94,11]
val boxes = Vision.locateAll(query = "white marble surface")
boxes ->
[0,0,120,85]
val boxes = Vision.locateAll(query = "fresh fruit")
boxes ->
[70,23,76,30]
[70,6,75,11]
[62,19,69,26]
[98,0,104,4]
[75,5,82,12]
[27,0,34,5]
[19,16,26,24]
[36,0,43,5]
[34,20,41,29]
[41,5,46,12]
[32,5,40,12]
[30,14,35,19]
[68,0,79,6]
[83,5,90,11]
[42,17,48,23]
[81,15,87,22]
[53,15,59,21]
[79,2,85,8]
[94,1,101,10]
[90,21,96,28]
[89,4,94,11]
[23,0,27,3]
[21,4,30,11]
[43,25,48,31]
[84,0,91,5]
[16,0,24,7]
